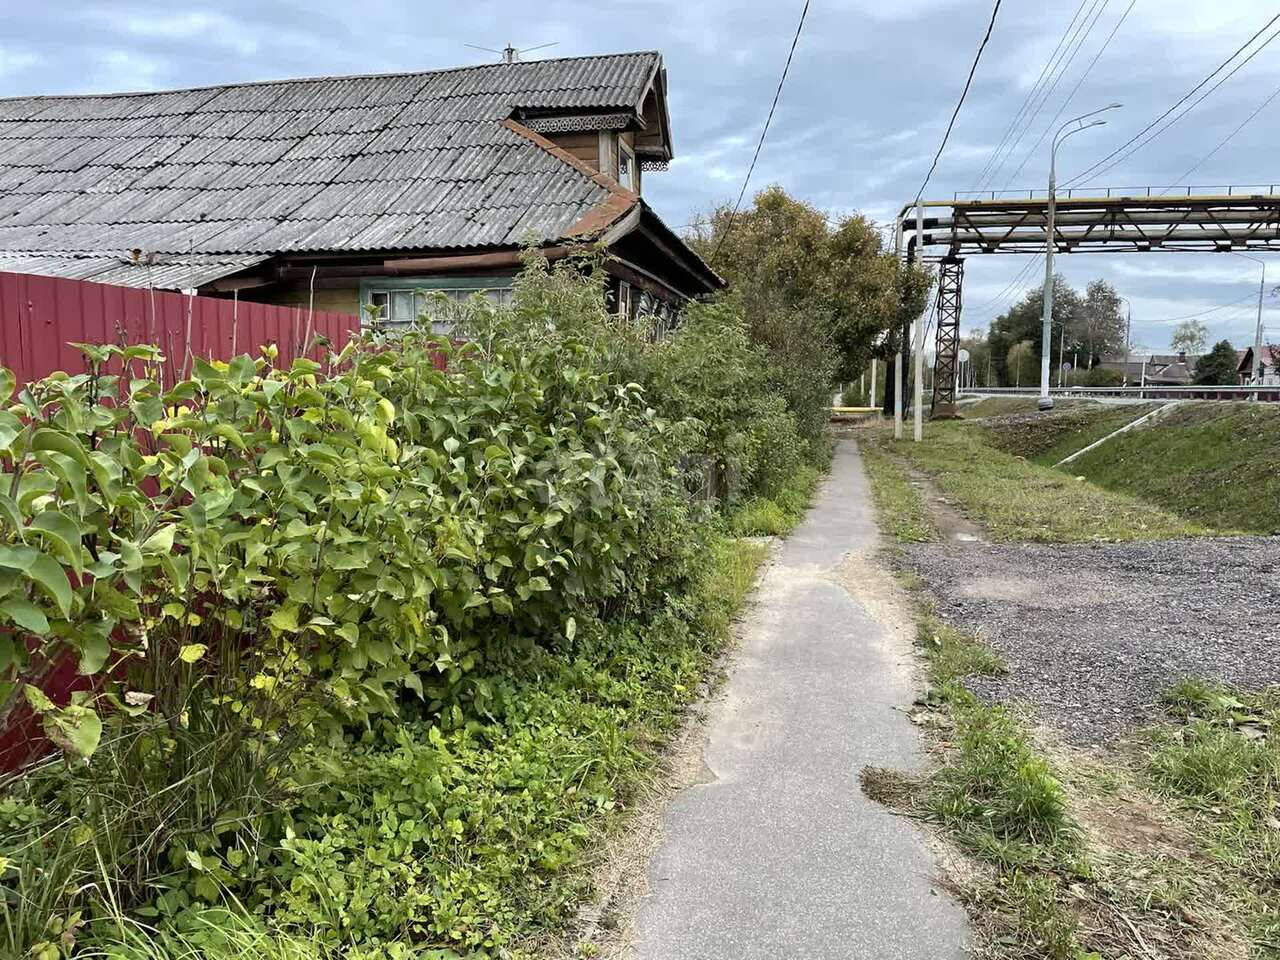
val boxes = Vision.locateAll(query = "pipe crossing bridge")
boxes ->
[898,184,1280,416]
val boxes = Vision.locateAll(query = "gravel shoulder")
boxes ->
[900,536,1280,746]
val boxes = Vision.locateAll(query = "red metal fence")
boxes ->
[0,271,361,384]
[0,271,361,772]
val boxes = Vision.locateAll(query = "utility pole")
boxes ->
[1038,103,1120,411]
[1254,268,1266,391]
[1117,296,1132,386]
[912,204,926,442]
[1231,251,1267,392]
[893,217,905,439]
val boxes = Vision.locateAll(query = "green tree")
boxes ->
[1171,319,1208,355]
[690,185,931,430]
[1193,339,1239,385]
[987,275,1083,384]
[959,330,992,387]
[1006,339,1035,387]
[1079,279,1126,367]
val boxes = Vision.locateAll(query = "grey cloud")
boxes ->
[2,0,1278,350]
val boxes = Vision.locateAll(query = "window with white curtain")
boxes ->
[365,284,513,333]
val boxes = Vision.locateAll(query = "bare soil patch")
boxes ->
[898,536,1280,746]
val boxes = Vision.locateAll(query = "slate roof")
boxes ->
[0,53,664,282]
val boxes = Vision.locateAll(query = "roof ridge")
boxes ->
[0,51,663,105]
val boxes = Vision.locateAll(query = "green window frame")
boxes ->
[359,275,516,333]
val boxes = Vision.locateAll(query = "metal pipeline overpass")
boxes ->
[896,184,1280,416]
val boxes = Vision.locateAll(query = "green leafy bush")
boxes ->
[0,300,705,956]
[0,252,812,959]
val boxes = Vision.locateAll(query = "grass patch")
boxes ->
[1146,682,1280,947]
[84,910,330,960]
[1066,402,1280,534]
[908,617,1087,958]
[882,597,1275,958]
[917,614,1005,688]
[728,464,821,537]
[859,441,936,542]
[890,423,1200,542]
[912,629,1279,956]
[981,402,1164,467]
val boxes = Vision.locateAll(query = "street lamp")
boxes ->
[1038,103,1122,411]
[1232,250,1267,387]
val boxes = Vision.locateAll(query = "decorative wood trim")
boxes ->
[523,112,632,133]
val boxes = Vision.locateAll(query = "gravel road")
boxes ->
[900,536,1280,746]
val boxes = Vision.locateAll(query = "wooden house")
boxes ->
[0,51,722,331]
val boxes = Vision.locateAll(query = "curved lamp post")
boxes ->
[1038,104,1122,411]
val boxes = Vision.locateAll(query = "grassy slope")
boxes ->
[889,424,1199,542]
[981,402,1163,467]
[1066,402,1280,534]
[959,398,1045,419]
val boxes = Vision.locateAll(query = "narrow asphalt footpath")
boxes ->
[630,440,968,959]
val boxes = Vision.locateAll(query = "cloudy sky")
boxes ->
[2,0,1279,352]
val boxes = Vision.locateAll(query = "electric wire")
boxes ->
[712,0,812,258]
[1002,0,1137,188]
[1159,290,1261,324]
[968,0,1090,192]
[973,253,1044,314]
[985,0,1111,192]
[1163,81,1280,190]
[1064,13,1280,187]
[914,0,1003,202]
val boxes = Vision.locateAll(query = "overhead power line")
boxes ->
[1002,0,1137,188]
[712,0,812,257]
[1159,290,1261,324]
[973,253,1044,315]
[969,0,1090,191]
[1165,80,1280,189]
[985,0,1111,191]
[914,0,1003,202]
[1064,13,1280,187]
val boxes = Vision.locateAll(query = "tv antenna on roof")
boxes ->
[465,41,558,63]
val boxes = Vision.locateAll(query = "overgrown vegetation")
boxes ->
[688,185,932,427]
[728,463,821,537]
[0,252,824,959]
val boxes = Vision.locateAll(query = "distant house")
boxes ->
[1096,351,1200,385]
[0,52,722,332]
[1236,345,1280,385]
